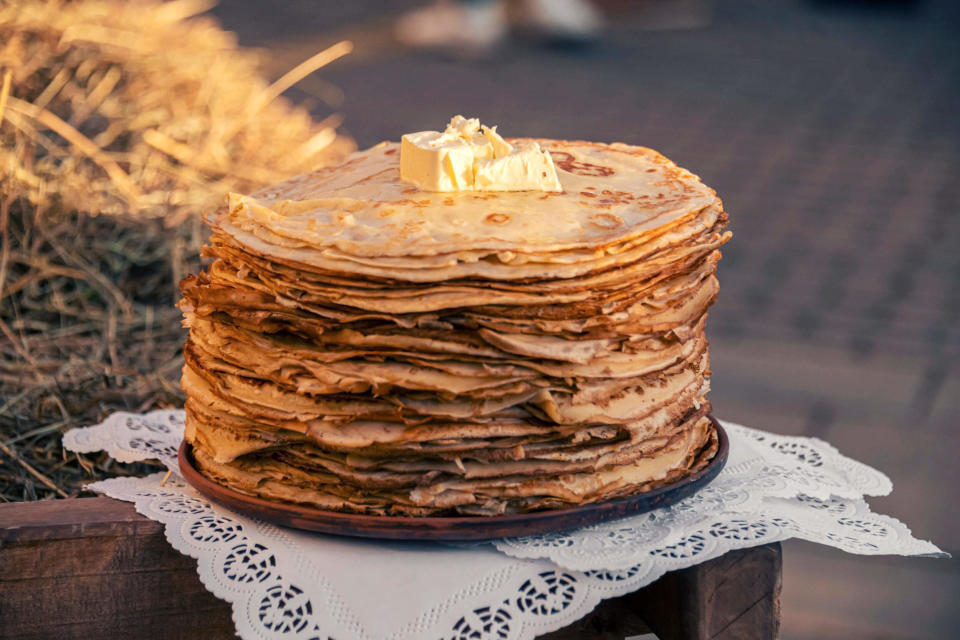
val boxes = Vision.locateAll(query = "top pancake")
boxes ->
[214,139,718,259]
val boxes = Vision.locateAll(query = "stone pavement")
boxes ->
[214,1,959,637]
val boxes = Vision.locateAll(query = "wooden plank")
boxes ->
[697,543,782,639]
[0,498,236,640]
[632,542,782,640]
[0,498,781,639]
[0,496,159,541]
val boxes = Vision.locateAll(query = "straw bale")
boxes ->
[0,0,353,500]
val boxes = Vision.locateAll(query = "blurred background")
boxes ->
[2,0,958,637]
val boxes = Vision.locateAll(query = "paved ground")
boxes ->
[213,1,959,637]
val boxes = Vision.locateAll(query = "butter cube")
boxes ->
[399,116,562,193]
[475,141,562,192]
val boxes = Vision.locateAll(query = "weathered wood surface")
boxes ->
[0,497,235,640]
[0,497,781,639]
[630,542,782,640]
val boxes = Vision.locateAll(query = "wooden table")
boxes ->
[0,497,781,639]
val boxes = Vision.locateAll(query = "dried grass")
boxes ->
[0,0,354,501]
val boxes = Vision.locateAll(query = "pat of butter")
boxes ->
[400,115,562,192]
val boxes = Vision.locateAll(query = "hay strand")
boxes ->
[0,69,12,124]
[261,40,354,107]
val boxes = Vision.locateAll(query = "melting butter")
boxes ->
[400,115,562,192]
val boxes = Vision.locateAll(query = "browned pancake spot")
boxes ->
[355,168,394,185]
[588,213,624,229]
[550,151,616,177]
[485,213,511,225]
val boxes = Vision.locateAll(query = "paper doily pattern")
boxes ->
[64,411,945,640]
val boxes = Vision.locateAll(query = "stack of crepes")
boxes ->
[179,138,731,516]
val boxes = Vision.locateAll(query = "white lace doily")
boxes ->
[64,411,945,640]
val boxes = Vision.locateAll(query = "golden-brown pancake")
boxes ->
[179,137,729,516]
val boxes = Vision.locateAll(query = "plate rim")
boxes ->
[178,416,728,541]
